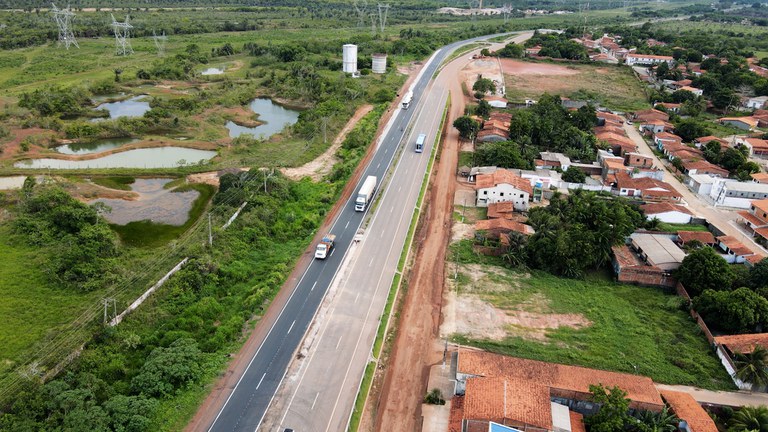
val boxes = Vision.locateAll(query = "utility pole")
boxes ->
[103,297,116,324]
[208,213,213,247]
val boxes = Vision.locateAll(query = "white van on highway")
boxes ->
[415,133,426,153]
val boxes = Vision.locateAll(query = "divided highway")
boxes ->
[206,32,514,432]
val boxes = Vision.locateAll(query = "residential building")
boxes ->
[468,166,498,183]
[659,390,718,432]
[752,172,768,184]
[633,108,669,123]
[596,132,638,156]
[687,173,717,196]
[625,152,654,169]
[612,243,677,287]
[693,135,728,148]
[615,172,682,201]
[536,152,572,171]
[681,160,729,178]
[719,117,758,131]
[716,235,756,264]
[486,96,508,108]
[630,233,687,270]
[640,202,694,224]
[454,350,665,412]
[679,85,703,96]
[639,119,674,135]
[486,202,515,220]
[655,102,681,113]
[738,199,768,246]
[653,132,683,151]
[475,169,533,210]
[747,95,768,110]
[677,231,716,247]
[625,53,674,66]
[736,137,768,158]
[669,79,693,90]
[596,111,625,126]
[525,45,542,56]
[477,127,509,143]
[475,218,535,241]
[710,179,768,208]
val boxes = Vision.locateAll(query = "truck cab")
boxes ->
[315,234,335,259]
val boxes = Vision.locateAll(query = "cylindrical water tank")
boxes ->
[372,53,387,74]
[343,44,358,74]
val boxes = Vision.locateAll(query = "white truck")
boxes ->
[355,175,377,212]
[415,133,426,153]
[401,90,413,109]
[315,234,335,259]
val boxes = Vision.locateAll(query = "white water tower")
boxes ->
[372,53,387,74]
[343,44,358,74]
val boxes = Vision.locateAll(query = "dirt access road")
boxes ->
[369,32,533,432]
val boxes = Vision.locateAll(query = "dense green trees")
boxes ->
[562,166,587,183]
[585,385,632,432]
[728,406,768,432]
[525,31,588,60]
[676,247,734,297]
[526,191,643,278]
[453,115,480,140]
[496,42,523,58]
[19,86,92,117]
[734,347,768,391]
[694,288,768,333]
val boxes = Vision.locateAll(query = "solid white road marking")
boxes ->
[355,292,360,303]
[336,336,343,350]
[311,281,317,291]
[287,320,296,335]
[311,392,320,410]
[256,373,266,390]
[369,258,374,267]
[345,220,350,229]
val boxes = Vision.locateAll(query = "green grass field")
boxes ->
[449,240,734,390]
[0,226,105,375]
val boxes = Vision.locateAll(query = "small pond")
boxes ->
[92,95,150,121]
[56,137,141,155]
[14,147,217,169]
[226,98,300,139]
[91,178,198,226]
[0,176,28,190]
[201,67,225,75]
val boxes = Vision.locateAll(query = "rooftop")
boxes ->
[631,233,687,269]
[463,377,553,430]
[752,198,768,216]
[751,173,768,183]
[641,202,694,217]
[715,333,768,354]
[475,169,534,195]
[457,350,664,408]
[694,135,727,144]
[717,235,755,257]
[720,117,758,128]
[487,201,515,219]
[722,180,768,194]
[660,390,718,432]
[475,218,535,235]
[677,231,716,245]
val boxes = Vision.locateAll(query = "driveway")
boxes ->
[656,383,768,407]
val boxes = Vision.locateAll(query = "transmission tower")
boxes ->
[502,3,512,23]
[353,0,368,28]
[51,3,78,50]
[377,3,389,33]
[370,12,377,35]
[152,30,167,56]
[111,14,134,56]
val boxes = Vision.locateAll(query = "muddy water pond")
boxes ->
[226,98,300,139]
[92,95,150,120]
[56,137,141,155]
[91,178,198,226]
[15,147,217,169]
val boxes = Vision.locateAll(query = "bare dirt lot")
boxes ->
[500,59,647,112]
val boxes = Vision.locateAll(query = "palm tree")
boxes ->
[729,406,768,432]
[500,232,528,268]
[735,346,768,391]
[634,406,679,432]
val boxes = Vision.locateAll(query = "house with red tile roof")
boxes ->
[715,333,768,355]
[653,131,683,151]
[681,160,729,178]
[677,231,716,247]
[615,172,682,201]
[596,111,625,126]
[625,152,654,169]
[693,136,728,148]
[486,201,515,220]
[679,85,703,96]
[716,235,757,264]
[612,243,678,287]
[475,169,533,210]
[659,390,718,432]
[640,202,694,224]
[736,137,768,158]
[633,108,670,123]
[455,350,665,412]
[655,102,681,113]
[639,119,675,135]
[670,79,693,90]
[738,199,768,246]
[475,218,534,240]
[719,116,758,131]
[752,172,768,184]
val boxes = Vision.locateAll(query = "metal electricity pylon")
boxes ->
[51,3,79,49]
[111,14,134,56]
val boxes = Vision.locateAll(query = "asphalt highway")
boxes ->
[207,32,513,432]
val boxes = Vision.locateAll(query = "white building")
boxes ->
[474,169,533,210]
[747,96,768,110]
[624,53,674,66]
[687,173,718,196]
[710,179,768,209]
[640,202,695,224]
